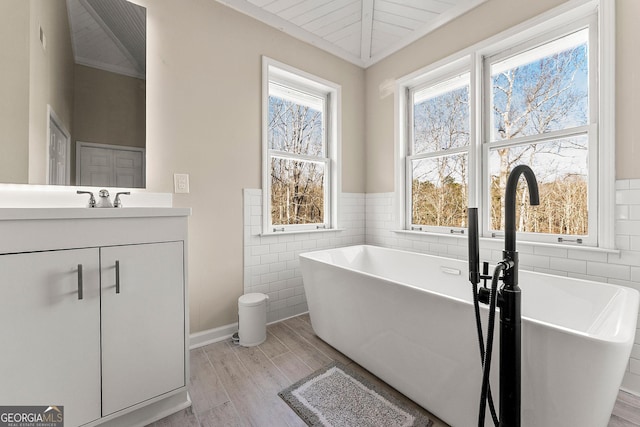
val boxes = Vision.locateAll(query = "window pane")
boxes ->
[489,136,588,235]
[411,154,468,227]
[268,95,324,156]
[490,29,588,141]
[413,75,469,155]
[271,157,325,225]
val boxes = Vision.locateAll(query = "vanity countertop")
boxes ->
[0,207,192,221]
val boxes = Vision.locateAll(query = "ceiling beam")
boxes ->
[360,0,374,62]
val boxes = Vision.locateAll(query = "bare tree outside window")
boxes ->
[489,29,589,236]
[268,93,326,225]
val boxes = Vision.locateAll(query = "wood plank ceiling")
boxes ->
[217,0,486,68]
[66,0,146,79]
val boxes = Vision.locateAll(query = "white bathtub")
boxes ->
[299,245,639,427]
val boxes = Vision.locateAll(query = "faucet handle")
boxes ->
[114,192,131,208]
[77,190,96,208]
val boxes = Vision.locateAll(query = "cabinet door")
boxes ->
[0,249,101,427]
[100,242,185,416]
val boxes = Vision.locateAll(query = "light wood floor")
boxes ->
[148,314,640,427]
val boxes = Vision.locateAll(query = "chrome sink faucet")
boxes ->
[77,190,131,208]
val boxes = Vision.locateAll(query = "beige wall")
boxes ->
[140,0,366,332]
[28,0,75,185]
[0,1,30,184]
[73,64,146,150]
[73,64,146,184]
[364,0,640,192]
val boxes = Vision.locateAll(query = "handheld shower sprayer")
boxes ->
[468,208,480,285]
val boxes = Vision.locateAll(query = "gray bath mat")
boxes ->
[278,362,433,427]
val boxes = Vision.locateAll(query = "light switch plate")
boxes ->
[174,173,190,194]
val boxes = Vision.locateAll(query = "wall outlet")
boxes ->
[174,173,190,194]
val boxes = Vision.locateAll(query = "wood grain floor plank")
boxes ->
[612,398,640,425]
[188,348,229,416]
[281,315,352,365]
[617,390,640,409]
[608,413,639,427]
[268,322,331,370]
[271,350,314,383]
[298,313,311,324]
[198,402,244,427]
[203,341,287,427]
[231,344,308,427]
[231,344,290,394]
[258,329,289,359]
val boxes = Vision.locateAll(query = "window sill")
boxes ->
[259,228,345,237]
[392,229,620,255]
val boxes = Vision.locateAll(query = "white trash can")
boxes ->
[238,293,268,347]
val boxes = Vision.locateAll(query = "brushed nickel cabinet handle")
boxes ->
[115,260,120,294]
[77,264,84,300]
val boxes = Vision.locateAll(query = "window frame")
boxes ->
[481,16,598,246]
[262,57,341,235]
[395,0,614,249]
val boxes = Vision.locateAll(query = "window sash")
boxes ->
[406,149,469,232]
[268,154,330,230]
[482,127,596,245]
[485,27,591,144]
[409,73,471,156]
[267,91,327,158]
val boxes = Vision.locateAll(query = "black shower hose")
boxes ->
[474,262,508,427]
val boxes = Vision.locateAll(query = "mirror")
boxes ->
[0,0,146,188]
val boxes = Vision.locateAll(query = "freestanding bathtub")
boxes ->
[299,245,639,427]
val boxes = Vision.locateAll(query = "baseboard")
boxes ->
[189,322,238,349]
[188,311,310,350]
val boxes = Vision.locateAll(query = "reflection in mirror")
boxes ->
[0,0,146,188]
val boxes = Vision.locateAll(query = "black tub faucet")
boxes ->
[499,164,539,427]
[502,164,540,287]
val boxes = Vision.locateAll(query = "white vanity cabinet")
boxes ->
[0,208,191,427]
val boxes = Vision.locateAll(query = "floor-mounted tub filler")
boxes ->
[469,165,541,427]
[300,244,639,427]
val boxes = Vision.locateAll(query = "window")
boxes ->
[262,58,340,233]
[399,4,610,247]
